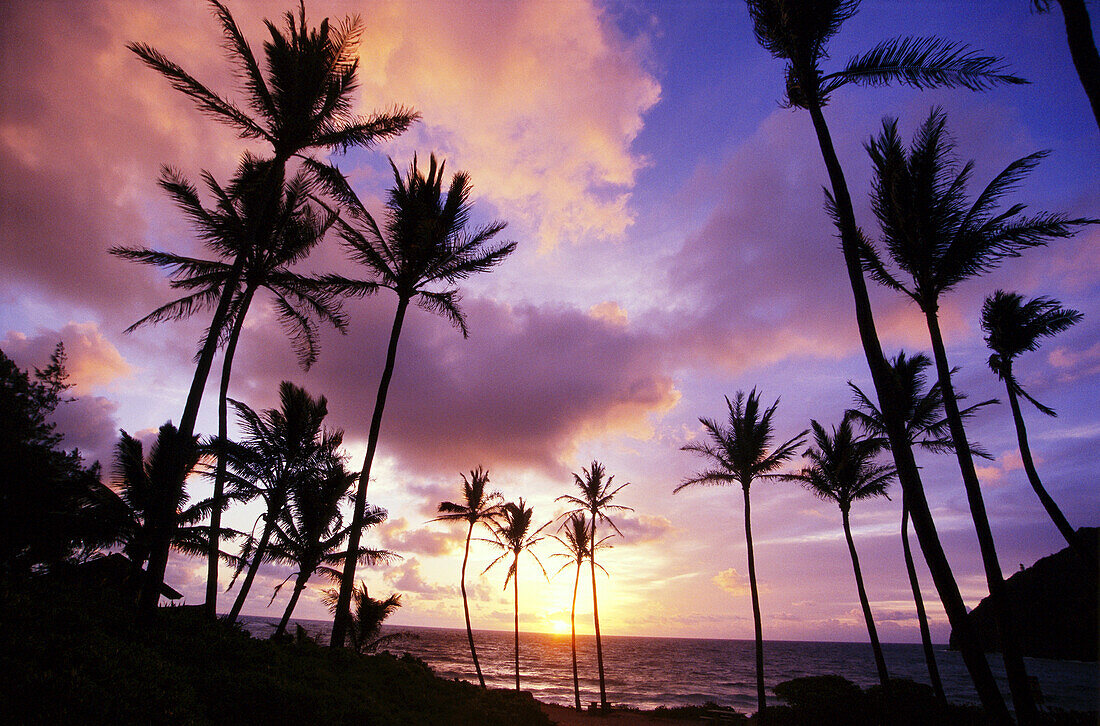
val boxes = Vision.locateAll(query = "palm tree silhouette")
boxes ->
[556,461,630,712]
[321,154,516,648]
[783,414,895,689]
[323,583,404,654]
[980,290,1093,567]
[266,450,395,638]
[861,109,1095,720]
[111,155,346,617]
[849,351,995,707]
[432,466,503,687]
[1032,0,1100,130]
[747,4,1027,718]
[676,390,805,717]
[550,513,610,712]
[219,381,333,623]
[483,499,550,691]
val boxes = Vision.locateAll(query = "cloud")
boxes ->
[383,558,456,600]
[614,513,675,544]
[712,567,765,596]
[377,518,461,558]
[2,323,131,392]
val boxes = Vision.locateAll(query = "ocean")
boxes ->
[239,617,1098,714]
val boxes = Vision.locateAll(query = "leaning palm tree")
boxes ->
[219,381,333,623]
[849,351,994,708]
[980,290,1093,566]
[483,499,550,691]
[747,3,1026,720]
[323,583,404,654]
[322,155,516,647]
[676,390,806,717]
[1032,0,1100,130]
[861,108,1094,719]
[556,461,630,712]
[432,466,503,687]
[784,415,895,689]
[266,451,395,638]
[550,513,611,712]
[111,155,347,617]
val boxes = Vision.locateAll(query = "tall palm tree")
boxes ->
[861,109,1094,720]
[1033,0,1100,130]
[747,4,1027,719]
[483,499,550,691]
[126,0,415,446]
[676,390,805,717]
[266,451,395,638]
[550,513,611,712]
[556,461,630,712]
[432,466,503,687]
[980,291,1093,567]
[322,154,516,647]
[111,155,346,617]
[218,381,333,623]
[784,415,895,689]
[849,351,994,708]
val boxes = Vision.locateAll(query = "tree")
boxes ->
[676,390,805,717]
[848,351,994,707]
[980,290,1093,567]
[432,466,503,687]
[1032,0,1100,130]
[111,155,346,617]
[783,415,895,689]
[861,108,1095,720]
[266,451,394,638]
[322,154,516,647]
[746,3,1027,719]
[483,499,549,691]
[219,381,333,623]
[323,583,403,654]
[556,461,630,712]
[550,513,610,712]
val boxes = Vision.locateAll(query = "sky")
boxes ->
[1,0,1097,645]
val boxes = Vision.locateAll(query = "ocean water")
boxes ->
[239,617,1098,714]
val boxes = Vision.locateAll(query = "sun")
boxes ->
[546,619,570,635]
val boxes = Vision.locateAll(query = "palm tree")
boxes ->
[126,0,415,447]
[849,351,994,707]
[111,155,347,617]
[746,4,1027,719]
[266,450,395,638]
[432,466,503,687]
[111,423,202,604]
[323,583,404,654]
[219,381,333,623]
[556,461,630,712]
[784,415,895,689]
[322,154,516,648]
[980,291,1094,567]
[483,499,550,691]
[676,390,805,717]
[861,109,1095,720]
[1033,0,1100,130]
[550,513,611,712]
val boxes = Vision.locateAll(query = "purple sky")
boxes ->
[1,0,1096,643]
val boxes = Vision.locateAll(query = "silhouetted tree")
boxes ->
[320,155,516,647]
[980,291,1093,567]
[1033,0,1100,130]
[676,390,805,716]
[323,583,403,654]
[432,466,502,687]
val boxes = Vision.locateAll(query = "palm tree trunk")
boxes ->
[205,286,255,618]
[331,297,409,648]
[742,484,767,718]
[842,508,890,689]
[571,560,582,712]
[461,521,486,687]
[136,440,188,616]
[803,97,1010,723]
[1005,381,1095,569]
[514,554,521,691]
[227,509,276,623]
[590,517,608,711]
[274,569,310,637]
[1055,0,1100,131]
[925,310,1036,723]
[902,497,947,708]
